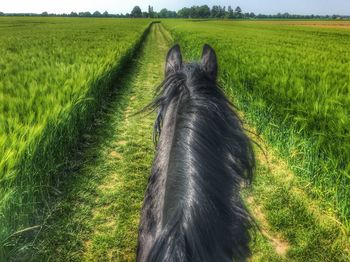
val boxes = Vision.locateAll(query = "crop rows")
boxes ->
[163,20,350,226]
[0,17,150,255]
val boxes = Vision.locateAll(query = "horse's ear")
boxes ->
[201,44,217,80]
[165,44,182,76]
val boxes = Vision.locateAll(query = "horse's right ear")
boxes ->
[165,44,182,76]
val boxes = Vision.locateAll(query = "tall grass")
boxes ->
[0,17,150,257]
[163,19,350,227]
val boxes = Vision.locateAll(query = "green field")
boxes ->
[163,19,350,225]
[0,17,150,256]
[0,17,349,260]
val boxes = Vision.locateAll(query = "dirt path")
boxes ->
[28,23,349,262]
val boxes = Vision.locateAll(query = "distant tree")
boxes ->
[219,6,226,18]
[211,5,220,18]
[235,6,242,18]
[158,8,176,18]
[103,11,109,17]
[198,5,210,18]
[158,8,167,18]
[41,11,48,16]
[227,6,234,18]
[148,5,154,18]
[0,12,4,16]
[131,6,142,17]
[178,7,190,18]
[93,11,101,17]
[79,11,91,17]
[249,12,255,18]
[70,11,78,17]
[189,6,199,18]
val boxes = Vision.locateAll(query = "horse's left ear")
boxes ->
[201,44,217,80]
[165,44,182,76]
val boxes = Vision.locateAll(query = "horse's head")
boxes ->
[151,44,223,144]
[165,44,218,89]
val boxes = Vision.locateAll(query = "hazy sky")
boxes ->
[1,0,350,15]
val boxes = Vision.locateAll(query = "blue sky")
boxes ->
[2,0,350,15]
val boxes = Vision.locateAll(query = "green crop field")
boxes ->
[0,17,150,256]
[0,17,349,261]
[163,19,350,226]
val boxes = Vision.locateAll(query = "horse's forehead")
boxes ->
[183,62,201,76]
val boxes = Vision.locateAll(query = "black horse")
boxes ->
[137,44,255,262]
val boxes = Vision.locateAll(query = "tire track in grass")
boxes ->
[244,127,350,262]
[82,23,171,261]
[28,22,349,262]
[29,23,171,261]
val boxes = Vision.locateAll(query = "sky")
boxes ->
[1,0,350,16]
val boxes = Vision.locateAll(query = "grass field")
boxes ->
[0,17,150,257]
[162,19,350,226]
[1,18,349,260]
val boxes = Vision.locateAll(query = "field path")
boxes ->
[30,23,172,261]
[29,23,349,262]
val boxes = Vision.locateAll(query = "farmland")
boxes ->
[163,19,350,225]
[0,17,349,261]
[0,17,150,256]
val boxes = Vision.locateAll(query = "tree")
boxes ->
[41,11,48,16]
[131,6,142,18]
[148,5,154,18]
[235,6,242,18]
[189,6,199,18]
[79,12,91,17]
[103,11,109,17]
[249,12,255,18]
[177,7,190,18]
[227,6,234,18]
[93,11,101,17]
[211,5,220,18]
[70,11,78,17]
[198,5,210,18]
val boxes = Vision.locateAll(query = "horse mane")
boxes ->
[137,45,255,262]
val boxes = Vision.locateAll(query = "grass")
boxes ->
[0,17,150,257]
[24,22,172,261]
[246,133,350,261]
[162,19,350,227]
[25,22,349,262]
[1,19,349,261]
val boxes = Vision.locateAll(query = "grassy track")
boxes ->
[26,22,350,261]
[28,23,172,261]
[0,17,150,256]
[162,20,350,226]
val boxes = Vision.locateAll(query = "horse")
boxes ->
[137,44,255,262]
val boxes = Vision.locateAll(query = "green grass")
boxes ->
[162,19,350,227]
[26,22,349,262]
[26,22,172,261]
[1,19,349,261]
[0,17,150,257]
[245,138,350,261]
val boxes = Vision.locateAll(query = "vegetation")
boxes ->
[0,16,150,257]
[24,22,350,262]
[162,19,350,227]
[0,14,349,261]
[2,5,349,19]
[26,22,172,261]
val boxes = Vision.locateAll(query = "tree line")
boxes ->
[0,5,348,19]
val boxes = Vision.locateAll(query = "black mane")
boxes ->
[137,44,255,262]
